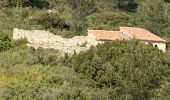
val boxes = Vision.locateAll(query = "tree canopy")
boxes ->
[137,0,167,35]
[64,40,170,99]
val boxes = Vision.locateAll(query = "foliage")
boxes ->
[0,0,169,38]
[115,0,139,12]
[0,47,109,99]
[67,0,96,32]
[13,38,28,47]
[137,0,167,35]
[3,0,49,8]
[26,47,59,66]
[0,0,170,99]
[31,11,73,34]
[0,40,170,99]
[59,30,87,38]
[66,40,169,99]
[164,0,170,3]
[0,31,13,52]
[20,8,29,18]
[32,12,60,28]
[87,11,135,30]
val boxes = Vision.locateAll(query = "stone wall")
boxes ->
[13,28,99,54]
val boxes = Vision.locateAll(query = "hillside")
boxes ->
[0,0,170,99]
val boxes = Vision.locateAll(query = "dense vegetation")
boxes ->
[0,0,169,37]
[64,40,170,99]
[0,0,170,99]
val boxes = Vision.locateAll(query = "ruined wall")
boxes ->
[13,28,99,54]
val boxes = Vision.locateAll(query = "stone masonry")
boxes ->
[13,28,99,54]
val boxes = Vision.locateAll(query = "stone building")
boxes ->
[88,27,167,52]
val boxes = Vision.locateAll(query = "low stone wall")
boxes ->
[13,28,99,54]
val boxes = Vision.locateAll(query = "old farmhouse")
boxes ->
[88,27,167,52]
[13,27,167,54]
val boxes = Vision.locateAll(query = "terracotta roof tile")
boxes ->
[88,30,127,41]
[120,27,167,42]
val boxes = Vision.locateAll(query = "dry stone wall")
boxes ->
[13,28,100,54]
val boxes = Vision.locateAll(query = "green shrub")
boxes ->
[2,8,13,17]
[86,11,135,30]
[26,47,58,66]
[14,38,28,47]
[20,9,29,18]
[0,31,13,52]
[32,12,61,28]
[1,64,110,100]
[66,40,168,99]
[4,0,49,8]
[59,30,87,38]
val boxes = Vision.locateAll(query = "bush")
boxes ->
[20,9,29,18]
[4,0,49,8]
[26,47,59,66]
[66,40,168,99]
[86,11,135,30]
[32,12,71,31]
[2,8,13,17]
[59,30,87,38]
[32,12,60,28]
[14,38,28,47]
[0,31,13,52]
[1,64,110,100]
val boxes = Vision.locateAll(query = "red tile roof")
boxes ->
[120,27,167,42]
[88,30,127,41]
